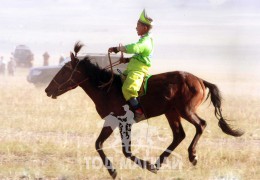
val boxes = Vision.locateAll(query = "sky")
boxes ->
[0,0,260,74]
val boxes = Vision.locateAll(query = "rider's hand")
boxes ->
[119,58,130,64]
[108,47,119,54]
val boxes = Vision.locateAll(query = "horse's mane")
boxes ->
[79,56,122,90]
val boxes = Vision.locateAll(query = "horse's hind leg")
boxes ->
[181,112,207,165]
[155,109,186,171]
[95,126,117,179]
[119,122,157,174]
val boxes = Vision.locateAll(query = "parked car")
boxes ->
[13,45,34,67]
[27,53,127,87]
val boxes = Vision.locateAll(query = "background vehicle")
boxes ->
[27,53,126,87]
[13,45,34,67]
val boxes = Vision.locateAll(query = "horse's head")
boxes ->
[45,43,87,99]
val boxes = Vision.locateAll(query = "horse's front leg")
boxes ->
[119,121,157,174]
[95,126,117,179]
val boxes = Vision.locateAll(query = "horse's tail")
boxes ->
[203,80,244,137]
[74,41,84,57]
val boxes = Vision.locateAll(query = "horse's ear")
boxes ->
[70,51,78,67]
[70,52,76,62]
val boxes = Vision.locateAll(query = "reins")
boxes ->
[99,45,124,92]
[103,57,121,70]
[104,44,124,70]
[98,52,114,92]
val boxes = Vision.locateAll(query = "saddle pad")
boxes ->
[138,75,152,96]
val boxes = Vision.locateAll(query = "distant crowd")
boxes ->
[0,56,16,76]
[0,51,66,76]
[42,52,65,66]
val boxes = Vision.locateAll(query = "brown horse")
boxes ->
[45,42,243,179]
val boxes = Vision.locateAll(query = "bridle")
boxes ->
[52,60,89,93]
[53,49,123,94]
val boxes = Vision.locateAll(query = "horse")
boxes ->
[45,42,243,179]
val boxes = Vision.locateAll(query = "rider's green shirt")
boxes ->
[124,33,153,67]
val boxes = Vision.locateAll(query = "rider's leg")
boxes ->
[128,97,145,121]
[122,71,146,121]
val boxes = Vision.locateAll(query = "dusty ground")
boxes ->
[0,67,259,180]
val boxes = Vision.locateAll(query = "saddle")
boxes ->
[138,75,152,96]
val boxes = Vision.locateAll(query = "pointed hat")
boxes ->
[139,9,153,26]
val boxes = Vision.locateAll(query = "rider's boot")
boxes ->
[128,97,146,122]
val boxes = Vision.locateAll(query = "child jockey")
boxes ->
[108,9,154,122]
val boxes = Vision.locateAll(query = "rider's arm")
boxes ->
[115,36,147,54]
[108,46,126,53]
[124,38,147,54]
[110,35,151,55]
[125,37,152,54]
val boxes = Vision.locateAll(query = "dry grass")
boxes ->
[0,68,259,180]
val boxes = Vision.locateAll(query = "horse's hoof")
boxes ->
[147,163,157,174]
[189,153,198,166]
[109,169,117,179]
[191,156,198,166]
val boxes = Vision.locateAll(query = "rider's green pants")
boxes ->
[122,59,149,101]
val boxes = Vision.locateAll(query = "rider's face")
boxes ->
[136,21,148,36]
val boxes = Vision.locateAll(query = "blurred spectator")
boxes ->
[0,56,6,75]
[43,52,50,66]
[59,55,65,64]
[7,57,16,76]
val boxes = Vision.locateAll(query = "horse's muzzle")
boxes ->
[45,87,57,99]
